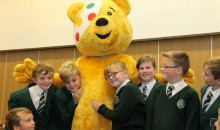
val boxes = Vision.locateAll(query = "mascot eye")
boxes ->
[107,12,112,16]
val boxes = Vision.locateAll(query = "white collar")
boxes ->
[116,79,130,94]
[167,80,187,96]
[141,78,156,91]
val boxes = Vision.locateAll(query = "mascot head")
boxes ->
[67,0,132,56]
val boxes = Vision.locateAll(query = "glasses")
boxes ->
[160,65,179,69]
[106,71,122,79]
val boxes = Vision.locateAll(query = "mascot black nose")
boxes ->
[96,18,108,26]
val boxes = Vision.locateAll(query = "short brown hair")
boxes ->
[136,54,156,69]
[104,61,127,79]
[32,63,54,79]
[162,51,190,75]
[59,61,81,82]
[6,107,32,130]
[203,56,220,80]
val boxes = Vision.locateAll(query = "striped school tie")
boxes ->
[202,91,213,114]
[143,86,147,100]
[167,85,174,98]
[37,91,46,115]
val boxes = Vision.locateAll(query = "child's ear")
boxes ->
[176,66,183,75]
[32,78,37,83]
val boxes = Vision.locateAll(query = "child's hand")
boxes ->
[91,101,103,112]
[73,88,83,103]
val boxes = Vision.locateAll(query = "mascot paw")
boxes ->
[183,68,195,86]
[13,58,36,83]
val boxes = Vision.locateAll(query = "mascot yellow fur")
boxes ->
[13,0,195,130]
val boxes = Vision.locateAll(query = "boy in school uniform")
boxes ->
[201,56,220,130]
[5,107,35,130]
[92,60,146,130]
[150,51,200,130]
[8,63,57,130]
[48,61,82,130]
[136,55,161,129]
[136,54,161,101]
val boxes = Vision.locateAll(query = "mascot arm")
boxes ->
[13,58,63,88]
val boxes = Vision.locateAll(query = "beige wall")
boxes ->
[0,34,220,124]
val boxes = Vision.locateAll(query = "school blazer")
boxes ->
[201,85,220,130]
[48,87,77,130]
[8,83,57,130]
[138,80,161,130]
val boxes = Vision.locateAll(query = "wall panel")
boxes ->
[0,52,7,125]
[125,41,158,61]
[213,35,220,57]
[38,47,82,72]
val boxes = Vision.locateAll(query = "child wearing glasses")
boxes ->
[201,56,220,130]
[91,60,146,130]
[149,51,200,130]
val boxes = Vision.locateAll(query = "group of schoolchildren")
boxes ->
[4,50,220,130]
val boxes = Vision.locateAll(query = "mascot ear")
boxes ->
[112,0,131,15]
[67,2,85,23]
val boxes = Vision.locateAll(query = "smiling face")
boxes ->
[104,61,128,88]
[63,74,81,93]
[138,61,156,84]
[69,0,132,56]
[33,71,54,91]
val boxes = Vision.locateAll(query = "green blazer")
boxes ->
[48,87,77,130]
[8,83,57,130]
[201,85,220,130]
[98,81,146,130]
[138,80,161,130]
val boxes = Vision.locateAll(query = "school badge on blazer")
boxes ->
[210,118,217,130]
[115,96,119,105]
[177,99,185,109]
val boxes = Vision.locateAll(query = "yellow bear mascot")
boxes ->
[14,0,139,130]
[67,0,139,129]
[13,0,195,130]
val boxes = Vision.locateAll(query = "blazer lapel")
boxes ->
[22,87,38,114]
[201,85,209,121]
[206,95,220,117]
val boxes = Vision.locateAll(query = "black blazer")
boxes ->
[8,83,57,130]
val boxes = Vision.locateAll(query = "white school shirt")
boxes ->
[140,78,156,97]
[29,85,47,109]
[166,80,187,97]
[116,79,130,94]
